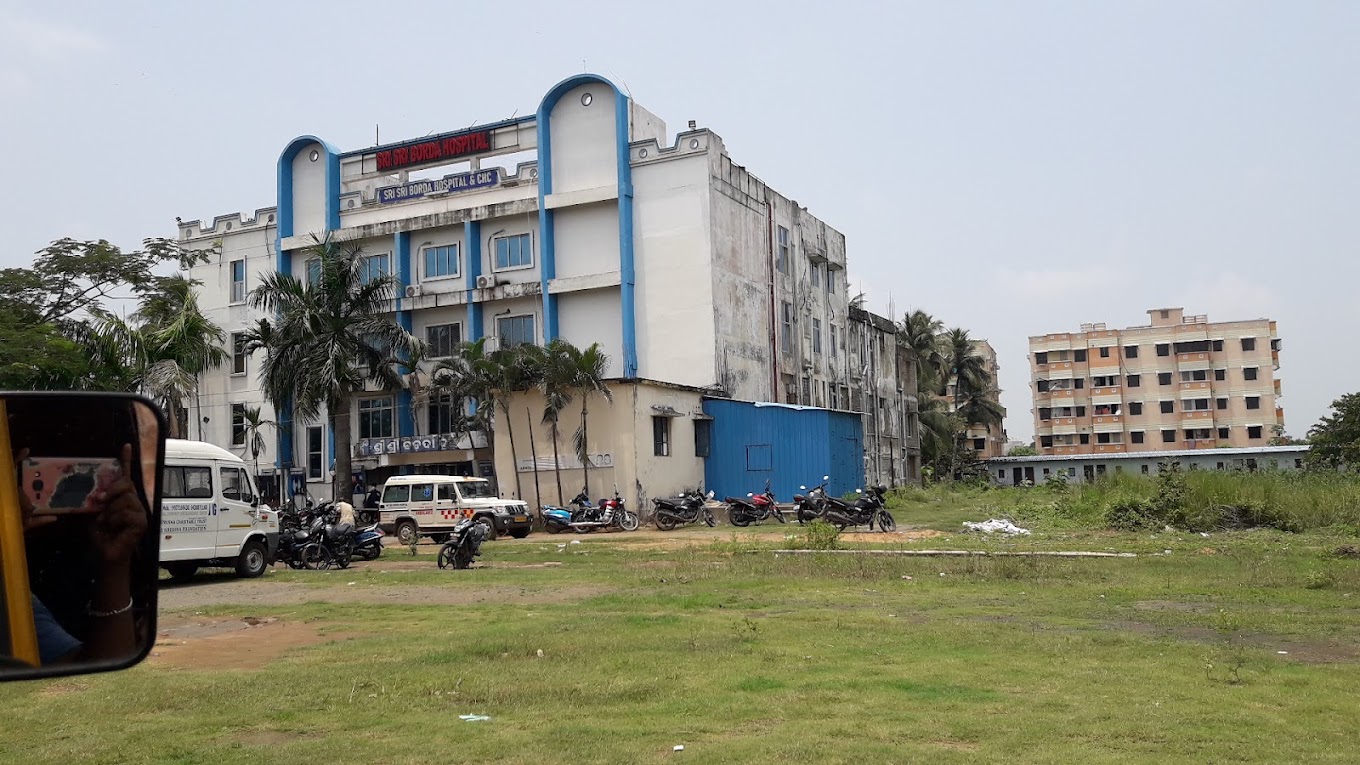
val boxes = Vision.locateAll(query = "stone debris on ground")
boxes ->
[961,519,1031,536]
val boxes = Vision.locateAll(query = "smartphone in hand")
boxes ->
[22,457,123,515]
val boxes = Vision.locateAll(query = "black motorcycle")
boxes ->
[823,485,896,532]
[437,518,489,570]
[726,480,786,526]
[794,476,832,525]
[299,505,358,569]
[653,489,715,531]
[274,501,329,568]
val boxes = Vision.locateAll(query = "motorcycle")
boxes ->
[352,522,385,561]
[794,476,832,525]
[299,505,358,569]
[653,489,716,531]
[822,485,896,532]
[273,500,331,568]
[544,487,640,533]
[726,480,786,526]
[437,517,489,569]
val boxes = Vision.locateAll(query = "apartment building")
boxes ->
[941,339,1008,459]
[1029,308,1283,456]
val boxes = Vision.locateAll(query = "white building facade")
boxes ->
[181,74,916,507]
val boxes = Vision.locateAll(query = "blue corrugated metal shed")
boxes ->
[702,399,865,502]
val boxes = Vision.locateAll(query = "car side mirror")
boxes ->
[0,392,164,683]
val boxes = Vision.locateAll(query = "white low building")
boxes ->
[179,73,919,507]
[983,445,1311,486]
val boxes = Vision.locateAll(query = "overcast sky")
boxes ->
[2,1,1355,441]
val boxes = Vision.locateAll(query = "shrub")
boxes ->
[1105,500,1161,531]
[793,520,841,551]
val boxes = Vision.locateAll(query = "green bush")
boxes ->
[1105,500,1161,531]
[792,520,841,551]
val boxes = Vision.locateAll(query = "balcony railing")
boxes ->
[1180,410,1213,422]
[1179,381,1211,392]
[1094,443,1127,454]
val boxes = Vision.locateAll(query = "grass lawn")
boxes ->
[2,503,1358,764]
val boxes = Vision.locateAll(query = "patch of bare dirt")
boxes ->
[840,530,945,544]
[158,579,610,610]
[149,616,362,670]
[1105,620,1360,664]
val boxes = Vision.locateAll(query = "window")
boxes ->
[1158,372,1172,386]
[162,466,213,499]
[694,419,712,457]
[802,377,811,405]
[230,403,247,446]
[305,257,321,287]
[1129,402,1143,415]
[1068,467,1077,477]
[359,253,391,285]
[1180,370,1208,382]
[1156,343,1170,357]
[1035,352,1048,365]
[1040,435,1053,447]
[1124,345,1138,359]
[1161,429,1176,443]
[426,323,462,358]
[1039,407,1052,421]
[1241,337,1256,352]
[1131,431,1145,444]
[776,226,790,274]
[1218,427,1229,439]
[1092,375,1119,387]
[439,484,457,501]
[1097,432,1112,444]
[231,332,247,375]
[973,438,986,451]
[810,263,821,289]
[780,301,793,352]
[1246,396,1260,410]
[1079,433,1090,445]
[829,324,837,358]
[1216,398,1228,410]
[653,416,671,456]
[381,484,410,504]
[230,259,246,303]
[1074,349,1087,362]
[494,234,533,270]
[1127,374,1141,388]
[423,244,460,278]
[1174,341,1211,354]
[1159,400,1173,414]
[1214,368,1227,382]
[1212,339,1224,352]
[1185,428,1212,440]
[1074,378,1085,389]
[428,394,461,435]
[1099,346,1110,358]
[1140,464,1149,474]
[1037,380,1049,392]
[306,426,324,479]
[1183,399,1209,411]
[220,467,255,503]
[812,318,823,354]
[1075,406,1087,417]
[1244,367,1259,381]
[358,397,395,439]
[497,315,535,348]
[1247,425,1263,440]
[825,268,834,294]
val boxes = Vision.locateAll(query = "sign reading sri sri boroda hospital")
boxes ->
[357,434,471,456]
[377,168,500,204]
[372,129,492,172]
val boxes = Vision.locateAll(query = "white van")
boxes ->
[379,475,532,544]
[159,439,279,579]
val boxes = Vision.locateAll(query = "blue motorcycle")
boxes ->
[352,522,385,560]
[541,489,596,534]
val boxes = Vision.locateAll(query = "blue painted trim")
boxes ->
[398,390,415,438]
[327,424,335,476]
[535,74,637,375]
[465,220,483,339]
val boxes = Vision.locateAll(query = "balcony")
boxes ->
[1181,438,1218,450]
[1274,379,1282,397]
[1276,406,1285,426]
[1089,353,1120,370]
[1176,351,1212,364]
[1179,381,1211,393]
[1092,414,1123,427]
[1181,410,1213,422]
[1272,350,1280,370]
[1094,443,1127,454]
[1036,388,1076,402]
[1033,360,1075,377]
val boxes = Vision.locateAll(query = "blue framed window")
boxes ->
[494,234,533,270]
[230,259,246,303]
[359,254,391,285]
[497,315,535,348]
[358,397,395,439]
[423,244,459,279]
[426,322,462,358]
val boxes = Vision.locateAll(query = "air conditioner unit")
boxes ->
[476,275,498,289]
[404,285,421,298]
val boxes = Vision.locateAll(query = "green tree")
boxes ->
[245,236,416,501]
[240,405,275,478]
[532,339,578,505]
[899,309,945,393]
[1306,393,1360,471]
[1007,443,1040,457]
[567,342,612,496]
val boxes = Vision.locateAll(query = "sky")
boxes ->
[1,0,1356,441]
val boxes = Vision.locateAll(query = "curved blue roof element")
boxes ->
[276,135,342,244]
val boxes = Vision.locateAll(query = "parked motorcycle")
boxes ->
[274,500,331,568]
[794,476,832,525]
[544,487,640,533]
[653,489,716,531]
[437,517,489,569]
[822,485,896,532]
[352,522,385,561]
[726,480,786,526]
[299,505,358,569]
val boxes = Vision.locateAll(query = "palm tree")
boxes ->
[899,309,946,393]
[86,274,227,437]
[240,405,275,478]
[532,339,578,505]
[939,328,988,407]
[568,342,612,495]
[245,235,416,501]
[375,339,434,436]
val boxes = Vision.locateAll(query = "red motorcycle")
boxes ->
[725,480,786,526]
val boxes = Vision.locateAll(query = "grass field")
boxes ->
[2,496,1359,764]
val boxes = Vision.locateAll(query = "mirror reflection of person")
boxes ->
[15,445,146,665]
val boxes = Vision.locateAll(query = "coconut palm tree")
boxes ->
[240,405,275,478]
[899,309,946,392]
[532,339,579,505]
[939,327,988,407]
[568,342,612,495]
[244,235,416,501]
[86,274,227,438]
